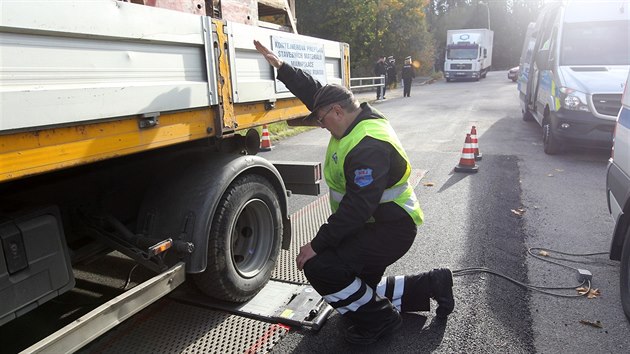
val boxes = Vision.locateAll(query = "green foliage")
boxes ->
[427,0,544,70]
[295,0,545,75]
[296,0,435,77]
[431,71,444,80]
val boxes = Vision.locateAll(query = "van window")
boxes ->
[561,20,630,65]
[548,27,558,63]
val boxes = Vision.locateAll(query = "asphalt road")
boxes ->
[261,72,630,353]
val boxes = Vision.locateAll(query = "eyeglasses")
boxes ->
[317,106,335,126]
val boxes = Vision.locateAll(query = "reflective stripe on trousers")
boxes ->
[376,275,405,311]
[322,275,407,314]
[323,277,374,314]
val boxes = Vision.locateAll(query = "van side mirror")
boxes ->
[484,49,488,58]
[535,49,550,70]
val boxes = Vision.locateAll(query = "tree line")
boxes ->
[295,0,544,77]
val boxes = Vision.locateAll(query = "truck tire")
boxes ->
[193,174,282,302]
[543,120,561,154]
[620,226,630,321]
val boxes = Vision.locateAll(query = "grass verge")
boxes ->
[263,121,315,142]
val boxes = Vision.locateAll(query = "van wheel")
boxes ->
[522,109,534,122]
[193,174,282,302]
[620,226,630,321]
[543,121,561,155]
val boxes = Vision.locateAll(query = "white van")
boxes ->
[607,70,630,321]
[518,1,630,154]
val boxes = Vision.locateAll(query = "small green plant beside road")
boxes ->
[248,122,314,142]
[267,121,313,141]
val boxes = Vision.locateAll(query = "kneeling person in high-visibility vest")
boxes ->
[254,40,454,345]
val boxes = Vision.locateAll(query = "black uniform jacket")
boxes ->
[402,64,415,80]
[277,64,413,254]
[374,61,387,78]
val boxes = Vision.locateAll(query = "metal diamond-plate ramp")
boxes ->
[86,299,288,354]
[272,169,427,284]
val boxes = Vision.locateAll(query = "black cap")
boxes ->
[304,84,353,122]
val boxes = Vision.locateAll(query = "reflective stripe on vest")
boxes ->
[330,181,409,204]
[324,118,423,225]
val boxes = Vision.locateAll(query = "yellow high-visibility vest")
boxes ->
[324,118,423,225]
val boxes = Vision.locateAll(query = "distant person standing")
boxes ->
[401,56,415,97]
[386,56,397,89]
[373,56,387,100]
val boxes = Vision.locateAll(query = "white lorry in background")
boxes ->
[444,28,493,82]
[518,1,629,154]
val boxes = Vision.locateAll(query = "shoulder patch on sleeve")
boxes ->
[354,168,374,187]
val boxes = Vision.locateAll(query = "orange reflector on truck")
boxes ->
[149,239,173,255]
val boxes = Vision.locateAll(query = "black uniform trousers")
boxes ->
[303,216,432,330]
[376,83,386,100]
[403,78,412,97]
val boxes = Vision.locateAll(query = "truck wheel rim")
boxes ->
[230,198,274,278]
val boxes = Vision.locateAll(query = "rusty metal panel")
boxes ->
[132,0,207,15]
[220,0,258,26]
[258,0,286,9]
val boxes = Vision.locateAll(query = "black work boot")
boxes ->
[344,310,402,345]
[430,268,454,319]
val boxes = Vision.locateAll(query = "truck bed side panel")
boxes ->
[1,0,214,133]
[228,22,344,103]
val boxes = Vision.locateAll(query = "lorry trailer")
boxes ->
[0,0,349,350]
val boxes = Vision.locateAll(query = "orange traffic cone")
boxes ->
[454,133,479,173]
[470,126,482,161]
[260,124,273,151]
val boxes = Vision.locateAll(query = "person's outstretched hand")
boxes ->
[254,40,283,69]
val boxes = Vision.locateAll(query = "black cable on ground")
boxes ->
[450,247,607,298]
[527,247,614,267]
[452,267,590,298]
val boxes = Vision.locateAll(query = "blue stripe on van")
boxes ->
[620,107,630,129]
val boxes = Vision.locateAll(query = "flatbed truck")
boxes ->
[0,0,349,351]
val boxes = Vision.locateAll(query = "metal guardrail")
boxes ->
[350,75,385,90]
